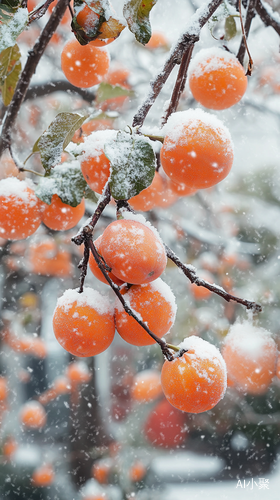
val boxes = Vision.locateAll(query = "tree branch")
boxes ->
[25,81,96,102]
[72,183,112,246]
[165,244,262,312]
[255,0,280,36]
[236,0,257,66]
[132,0,224,128]
[0,0,71,157]
[161,44,194,125]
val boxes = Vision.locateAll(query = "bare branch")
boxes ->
[28,0,56,24]
[0,0,71,157]
[25,81,96,102]
[72,183,111,246]
[132,0,224,128]
[165,244,262,313]
[255,0,280,36]
[238,0,254,75]
[237,0,257,66]
[161,44,194,125]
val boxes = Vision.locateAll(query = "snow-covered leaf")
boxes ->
[104,131,156,200]
[0,43,21,105]
[0,7,28,53]
[35,162,88,207]
[30,113,86,175]
[96,82,133,103]
[123,0,158,45]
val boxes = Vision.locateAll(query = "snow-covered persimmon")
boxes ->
[52,288,115,357]
[160,109,234,190]
[61,39,110,88]
[161,336,227,413]
[42,194,85,231]
[32,464,54,487]
[66,361,91,384]
[222,321,278,394]
[0,178,43,240]
[115,279,176,346]
[100,218,167,285]
[20,401,47,429]
[131,369,163,402]
[188,48,247,110]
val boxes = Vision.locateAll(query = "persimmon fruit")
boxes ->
[160,109,234,190]
[32,464,54,487]
[42,194,85,231]
[144,398,187,448]
[222,321,278,394]
[52,288,115,357]
[20,401,47,429]
[188,48,247,110]
[61,39,110,88]
[161,336,227,413]
[88,235,124,286]
[0,178,43,240]
[100,219,167,285]
[131,369,163,402]
[115,279,176,346]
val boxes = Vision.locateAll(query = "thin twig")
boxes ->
[72,183,111,246]
[162,44,195,125]
[87,239,175,361]
[238,0,254,75]
[0,0,71,157]
[28,0,56,24]
[78,240,90,294]
[165,244,262,313]
[255,0,280,36]
[132,0,223,128]
[24,81,96,102]
[236,0,257,66]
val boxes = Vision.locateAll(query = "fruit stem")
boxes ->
[166,343,180,352]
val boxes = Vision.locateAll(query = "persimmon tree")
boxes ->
[1,0,280,498]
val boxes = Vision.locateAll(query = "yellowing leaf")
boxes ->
[97,16,125,39]
[123,0,158,45]
[0,44,21,106]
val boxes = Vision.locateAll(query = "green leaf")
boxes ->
[0,43,21,105]
[84,185,99,203]
[123,0,157,45]
[0,7,28,53]
[96,82,133,104]
[104,131,156,200]
[30,113,86,175]
[35,161,88,207]
[224,16,237,41]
